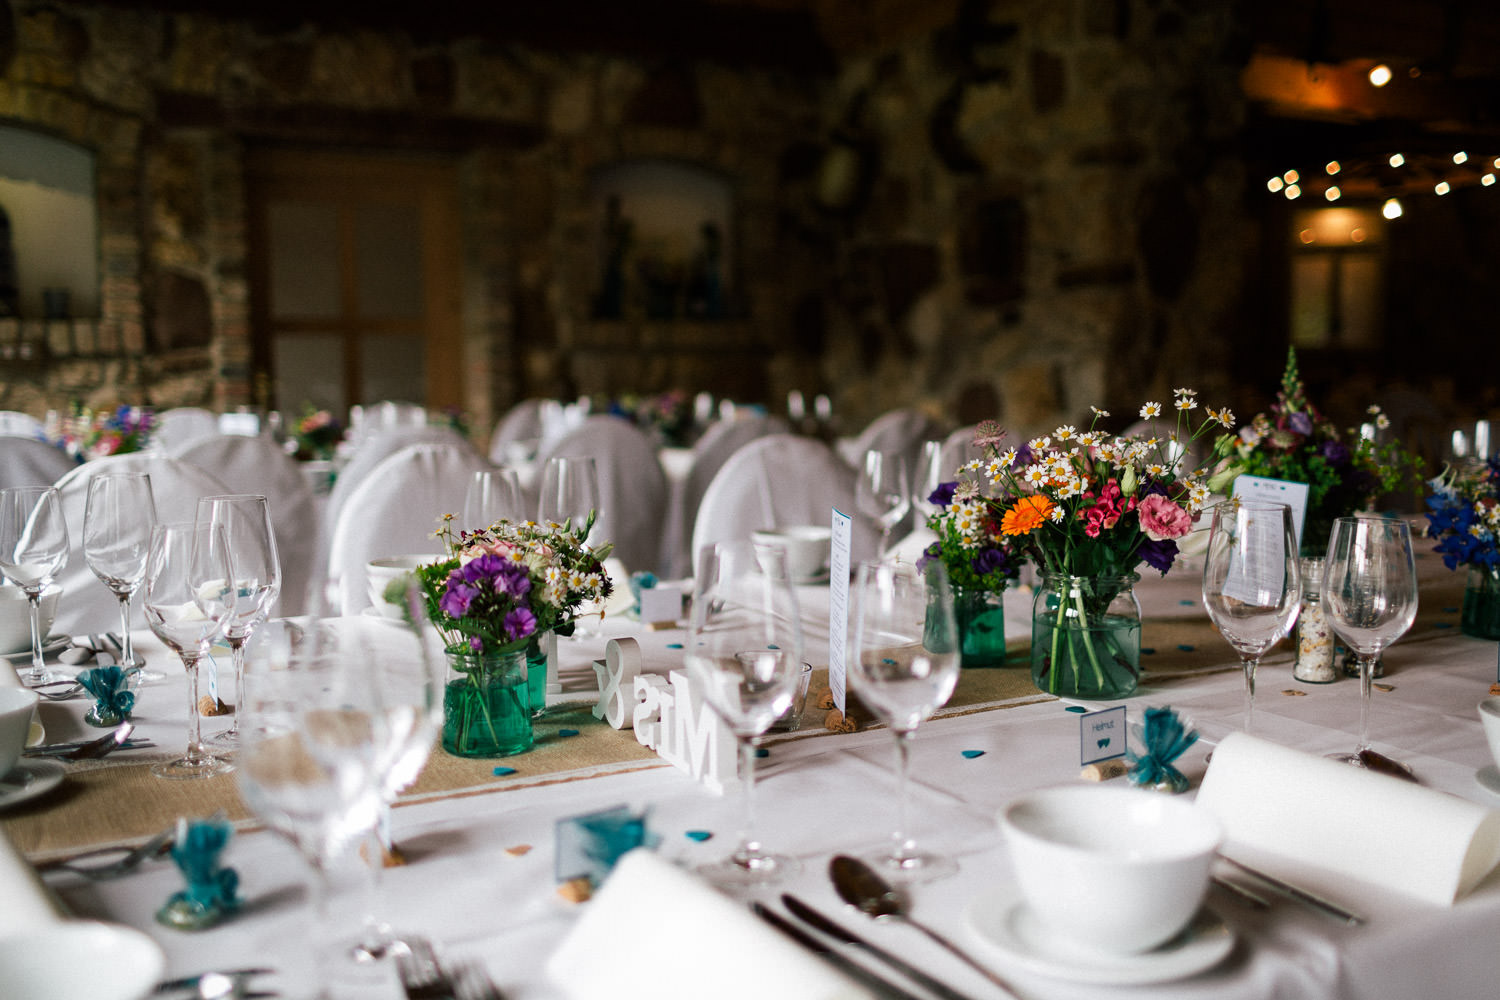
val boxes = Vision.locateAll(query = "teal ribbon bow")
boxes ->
[156,816,241,930]
[1126,706,1199,793]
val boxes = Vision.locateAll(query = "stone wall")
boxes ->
[0,0,1258,445]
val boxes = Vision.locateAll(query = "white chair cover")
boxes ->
[487,398,547,465]
[538,415,668,576]
[50,453,232,637]
[154,407,221,454]
[324,425,480,541]
[175,434,319,617]
[0,411,45,439]
[691,434,881,567]
[326,443,495,616]
[939,424,983,482]
[835,407,948,475]
[0,438,77,491]
[661,413,786,578]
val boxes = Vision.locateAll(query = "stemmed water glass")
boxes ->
[850,559,960,882]
[237,620,390,995]
[0,486,70,686]
[911,440,947,522]
[538,455,601,531]
[464,468,523,528]
[197,495,281,748]
[857,449,911,559]
[685,539,806,887]
[84,473,158,679]
[1201,499,1302,734]
[1322,515,1418,767]
[142,520,236,779]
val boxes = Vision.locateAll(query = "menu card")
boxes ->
[828,507,852,715]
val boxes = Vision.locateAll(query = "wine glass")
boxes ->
[0,486,70,686]
[237,619,390,995]
[142,520,236,779]
[857,449,911,559]
[1322,515,1418,767]
[911,440,947,522]
[850,559,961,882]
[538,455,600,532]
[197,495,281,748]
[685,539,806,887]
[463,468,522,529]
[1201,500,1302,735]
[84,473,158,679]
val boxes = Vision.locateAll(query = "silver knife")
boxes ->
[1218,855,1364,925]
[782,894,985,1000]
[751,902,922,1000]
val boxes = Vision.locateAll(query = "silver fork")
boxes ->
[451,962,505,1000]
[36,825,174,880]
[395,938,456,1000]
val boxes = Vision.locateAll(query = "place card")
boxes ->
[554,804,657,889]
[828,507,852,715]
[1079,705,1126,767]
[638,584,683,626]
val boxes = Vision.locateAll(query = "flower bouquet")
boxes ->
[1425,457,1500,638]
[956,391,1237,697]
[415,513,614,756]
[1233,348,1423,556]
[55,404,155,461]
[920,482,1024,667]
[290,406,344,462]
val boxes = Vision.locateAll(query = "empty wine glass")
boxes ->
[0,486,70,685]
[850,559,961,882]
[198,495,281,749]
[463,468,523,529]
[1322,515,1418,767]
[1201,500,1302,734]
[84,473,157,679]
[685,539,806,887]
[857,449,911,559]
[538,455,600,532]
[237,620,390,995]
[142,520,235,779]
[911,440,947,522]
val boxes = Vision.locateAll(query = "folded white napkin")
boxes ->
[0,830,60,937]
[0,657,45,747]
[1197,732,1500,906]
[547,850,875,1000]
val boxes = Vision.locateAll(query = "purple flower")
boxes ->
[459,554,506,584]
[440,579,478,617]
[1287,412,1313,436]
[971,548,1007,576]
[468,635,484,652]
[493,560,533,598]
[504,607,537,641]
[1319,440,1350,467]
[1137,537,1178,575]
[929,481,958,509]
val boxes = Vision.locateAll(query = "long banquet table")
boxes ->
[5,545,1500,1000]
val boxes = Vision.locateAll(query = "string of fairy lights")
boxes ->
[1267,150,1500,219]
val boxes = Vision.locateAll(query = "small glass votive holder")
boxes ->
[768,662,814,733]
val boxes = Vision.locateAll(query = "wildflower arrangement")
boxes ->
[1233,348,1424,554]
[55,404,155,461]
[955,390,1238,580]
[291,406,344,462]
[602,390,697,448]
[1424,457,1500,574]
[415,513,615,656]
[920,481,1025,594]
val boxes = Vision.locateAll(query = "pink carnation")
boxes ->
[1138,493,1192,541]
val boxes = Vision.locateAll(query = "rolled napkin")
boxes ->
[0,656,45,747]
[1197,732,1500,906]
[547,849,875,1000]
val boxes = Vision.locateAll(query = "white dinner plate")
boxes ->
[0,920,165,1000]
[1475,765,1500,798]
[0,634,72,659]
[963,887,1235,986]
[0,759,66,811]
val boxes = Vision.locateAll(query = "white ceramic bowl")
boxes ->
[752,525,831,582]
[1000,784,1222,956]
[1479,697,1500,770]
[0,584,61,657]
[0,685,39,776]
[0,920,165,1000]
[365,555,431,618]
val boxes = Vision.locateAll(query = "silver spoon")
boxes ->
[53,722,136,762]
[829,855,1018,997]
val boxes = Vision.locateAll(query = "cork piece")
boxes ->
[1373,683,1395,693]
[504,844,533,858]
[812,686,836,711]
[381,842,407,868]
[824,709,858,734]
[1281,689,1307,696]
[1489,683,1500,697]
[1080,759,1129,781]
[557,877,593,904]
[198,695,233,716]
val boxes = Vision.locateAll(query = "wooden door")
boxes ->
[247,149,461,418]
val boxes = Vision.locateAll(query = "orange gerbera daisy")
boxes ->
[1000,494,1055,535]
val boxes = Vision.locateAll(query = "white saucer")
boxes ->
[1475,765,1500,798]
[0,634,71,660]
[964,888,1235,986]
[0,759,66,810]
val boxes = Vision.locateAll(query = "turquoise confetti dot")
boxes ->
[1065,706,1087,713]
[767,644,780,650]
[1141,647,1156,655]
[882,658,897,665]
[492,767,517,777]
[666,643,683,649]
[1179,599,1195,606]
[558,728,580,737]
[1177,644,1195,652]
[754,747,769,758]
[961,750,985,759]
[685,830,713,842]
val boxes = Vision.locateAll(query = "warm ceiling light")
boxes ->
[1436,181,1451,195]
[1284,169,1300,184]
[1383,198,1403,219]
[1390,153,1406,168]
[1285,184,1302,200]
[1268,177,1285,193]
[1299,229,1316,245]
[1325,186,1342,201]
[1454,152,1469,165]
[1325,161,1341,174]
[1368,64,1393,87]
[1350,228,1367,243]
[1485,174,1497,187]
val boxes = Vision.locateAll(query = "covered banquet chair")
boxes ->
[0,437,77,491]
[324,424,480,541]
